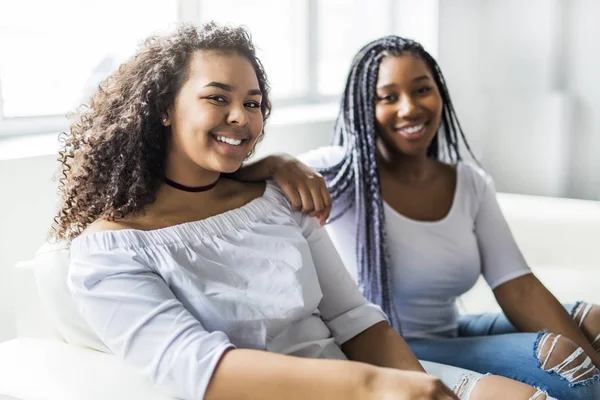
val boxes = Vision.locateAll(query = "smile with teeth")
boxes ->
[396,123,426,138]
[214,135,245,146]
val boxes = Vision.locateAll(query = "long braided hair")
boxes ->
[319,36,475,332]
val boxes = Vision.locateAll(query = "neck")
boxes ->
[156,158,223,205]
[164,176,220,192]
[164,150,222,189]
[163,171,221,192]
[375,138,432,182]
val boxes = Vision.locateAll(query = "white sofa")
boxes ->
[1,192,599,400]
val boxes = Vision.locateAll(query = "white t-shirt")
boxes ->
[300,146,532,339]
[68,181,387,400]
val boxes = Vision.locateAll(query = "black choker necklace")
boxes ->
[164,177,219,192]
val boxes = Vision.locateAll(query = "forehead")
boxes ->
[186,50,259,87]
[376,54,433,86]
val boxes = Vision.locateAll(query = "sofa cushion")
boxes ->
[14,242,108,352]
[0,338,173,400]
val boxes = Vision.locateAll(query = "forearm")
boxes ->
[341,321,425,372]
[227,155,281,182]
[206,348,377,400]
[495,274,600,366]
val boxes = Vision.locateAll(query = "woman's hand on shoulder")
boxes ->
[269,153,332,225]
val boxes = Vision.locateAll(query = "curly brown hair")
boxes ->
[51,22,272,242]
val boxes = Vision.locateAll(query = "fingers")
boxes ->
[281,185,302,212]
[309,187,325,218]
[440,382,460,400]
[319,184,332,224]
[303,178,331,225]
[276,169,331,224]
[298,185,315,215]
[425,378,459,400]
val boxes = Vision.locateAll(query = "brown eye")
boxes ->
[245,101,261,109]
[207,95,227,103]
[378,94,398,103]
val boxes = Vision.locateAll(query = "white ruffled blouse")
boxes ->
[68,181,387,400]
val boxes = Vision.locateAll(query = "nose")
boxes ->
[227,102,249,127]
[396,94,419,118]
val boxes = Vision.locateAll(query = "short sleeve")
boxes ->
[294,212,388,344]
[68,245,234,400]
[471,168,533,289]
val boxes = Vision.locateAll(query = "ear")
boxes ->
[161,110,172,127]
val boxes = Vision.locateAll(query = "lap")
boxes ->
[409,333,541,379]
[408,329,599,399]
[458,303,576,337]
[420,360,482,393]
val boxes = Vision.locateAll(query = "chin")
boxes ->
[221,164,243,174]
[212,158,245,174]
[394,138,435,157]
[392,142,427,157]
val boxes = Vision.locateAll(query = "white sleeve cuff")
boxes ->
[486,270,533,290]
[326,303,388,345]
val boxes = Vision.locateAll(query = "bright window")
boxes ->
[199,0,308,100]
[0,0,438,137]
[0,0,178,119]
[317,0,391,95]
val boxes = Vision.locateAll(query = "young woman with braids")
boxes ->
[46,21,544,400]
[242,35,600,399]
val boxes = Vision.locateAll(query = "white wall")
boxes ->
[438,0,600,200]
[565,0,600,199]
[0,155,60,341]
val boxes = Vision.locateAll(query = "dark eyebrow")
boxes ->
[204,81,262,96]
[376,75,431,90]
[204,81,234,91]
[413,75,431,83]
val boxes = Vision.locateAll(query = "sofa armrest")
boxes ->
[497,193,600,270]
[0,338,173,400]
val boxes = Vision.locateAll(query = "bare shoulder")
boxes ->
[218,178,267,203]
[81,218,144,236]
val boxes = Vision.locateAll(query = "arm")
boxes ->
[471,168,600,367]
[228,153,284,182]
[209,350,458,400]
[342,321,424,371]
[69,246,458,400]
[298,214,424,372]
[494,274,600,368]
[207,349,376,400]
[231,153,331,223]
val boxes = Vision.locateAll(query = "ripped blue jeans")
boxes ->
[408,303,600,400]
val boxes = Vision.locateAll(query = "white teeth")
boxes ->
[399,124,425,134]
[215,136,243,146]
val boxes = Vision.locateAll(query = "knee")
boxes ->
[572,302,600,348]
[535,332,598,383]
[466,374,555,400]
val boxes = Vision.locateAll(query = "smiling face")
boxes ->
[374,54,443,158]
[164,50,264,180]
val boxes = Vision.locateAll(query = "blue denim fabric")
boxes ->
[407,304,600,400]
